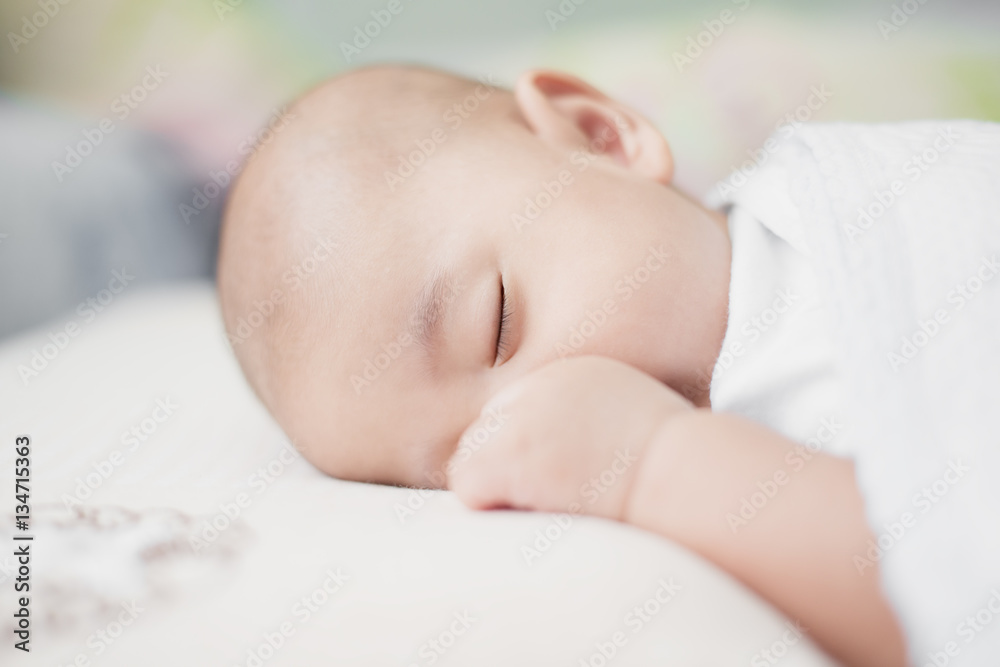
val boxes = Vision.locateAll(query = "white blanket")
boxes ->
[720,121,1000,666]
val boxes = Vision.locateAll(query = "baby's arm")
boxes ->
[447,356,905,667]
[628,411,905,667]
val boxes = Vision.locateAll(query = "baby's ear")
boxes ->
[514,70,673,185]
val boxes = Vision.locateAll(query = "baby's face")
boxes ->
[260,71,732,487]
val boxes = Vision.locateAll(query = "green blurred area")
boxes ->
[2,0,999,191]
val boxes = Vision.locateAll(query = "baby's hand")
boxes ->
[446,356,693,520]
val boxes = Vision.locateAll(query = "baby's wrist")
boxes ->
[621,408,715,529]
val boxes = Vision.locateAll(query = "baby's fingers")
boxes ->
[446,404,523,510]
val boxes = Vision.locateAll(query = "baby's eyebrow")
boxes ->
[409,269,454,357]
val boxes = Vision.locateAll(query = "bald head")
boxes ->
[217,65,513,455]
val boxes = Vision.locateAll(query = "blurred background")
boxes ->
[2,0,999,338]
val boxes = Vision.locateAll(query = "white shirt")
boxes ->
[708,163,849,456]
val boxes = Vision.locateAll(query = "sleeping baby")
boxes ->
[217,65,1000,667]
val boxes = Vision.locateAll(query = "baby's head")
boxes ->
[218,65,730,488]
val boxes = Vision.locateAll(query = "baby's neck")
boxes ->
[670,192,732,409]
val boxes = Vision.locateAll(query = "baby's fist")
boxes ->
[446,356,692,520]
